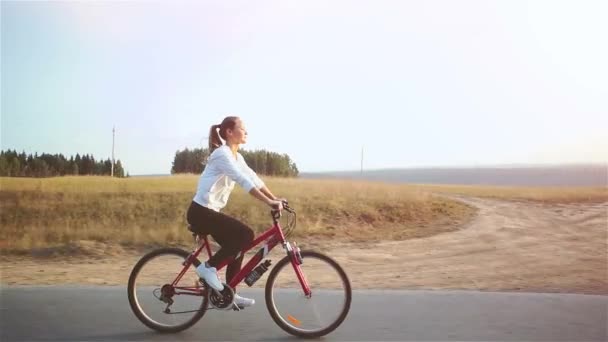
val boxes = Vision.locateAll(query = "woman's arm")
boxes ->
[213,148,283,210]
[237,154,282,201]
[250,187,283,210]
[260,185,277,201]
[213,148,257,192]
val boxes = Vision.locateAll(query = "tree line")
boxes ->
[171,147,299,177]
[0,150,126,177]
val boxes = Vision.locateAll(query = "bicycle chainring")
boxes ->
[209,283,234,310]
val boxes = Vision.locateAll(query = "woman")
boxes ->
[187,116,284,308]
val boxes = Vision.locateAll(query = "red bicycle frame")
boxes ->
[170,215,311,297]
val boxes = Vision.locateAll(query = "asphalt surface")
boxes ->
[1,286,606,341]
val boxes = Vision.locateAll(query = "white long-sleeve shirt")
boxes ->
[193,145,265,212]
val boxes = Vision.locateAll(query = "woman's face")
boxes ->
[227,119,248,145]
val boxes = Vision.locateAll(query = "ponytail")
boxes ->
[208,116,239,153]
[209,124,223,153]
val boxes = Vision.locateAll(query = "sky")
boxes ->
[2,0,607,175]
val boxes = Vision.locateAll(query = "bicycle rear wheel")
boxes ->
[265,250,351,338]
[127,248,209,333]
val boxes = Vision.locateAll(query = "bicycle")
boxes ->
[127,201,352,338]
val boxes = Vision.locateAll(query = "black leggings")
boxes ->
[186,201,254,284]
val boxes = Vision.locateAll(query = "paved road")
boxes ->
[1,286,606,341]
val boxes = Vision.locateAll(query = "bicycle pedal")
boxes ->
[232,304,245,311]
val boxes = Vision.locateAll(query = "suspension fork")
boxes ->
[285,242,311,297]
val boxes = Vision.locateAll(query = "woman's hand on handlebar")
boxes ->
[269,199,284,211]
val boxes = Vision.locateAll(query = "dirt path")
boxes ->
[2,196,606,294]
[326,195,608,294]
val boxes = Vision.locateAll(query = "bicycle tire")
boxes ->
[127,247,209,333]
[265,250,352,338]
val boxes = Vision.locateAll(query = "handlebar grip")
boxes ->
[271,208,282,220]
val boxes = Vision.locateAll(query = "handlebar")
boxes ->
[271,200,294,220]
[270,199,297,237]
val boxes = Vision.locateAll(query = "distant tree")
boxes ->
[30,159,50,177]
[71,163,79,176]
[74,154,82,174]
[171,148,206,174]
[114,160,125,178]
[0,153,8,176]
[0,150,128,178]
[9,158,21,177]
[171,147,298,177]
[18,151,27,169]
[102,159,112,175]
[67,157,74,175]
[81,154,91,175]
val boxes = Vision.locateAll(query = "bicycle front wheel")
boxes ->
[265,250,352,338]
[127,247,209,333]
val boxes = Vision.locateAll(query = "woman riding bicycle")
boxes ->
[187,116,284,308]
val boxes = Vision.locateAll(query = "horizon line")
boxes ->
[129,162,607,177]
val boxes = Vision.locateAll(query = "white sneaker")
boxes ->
[234,294,255,308]
[195,263,224,291]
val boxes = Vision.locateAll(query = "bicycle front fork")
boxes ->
[285,241,311,297]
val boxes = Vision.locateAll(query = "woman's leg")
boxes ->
[207,215,254,283]
[226,254,245,285]
[187,201,254,282]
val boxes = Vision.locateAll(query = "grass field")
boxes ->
[1,175,605,254]
[417,183,608,203]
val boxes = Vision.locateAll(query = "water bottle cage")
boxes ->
[244,260,272,287]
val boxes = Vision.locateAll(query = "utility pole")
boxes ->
[111,126,115,177]
[360,145,364,175]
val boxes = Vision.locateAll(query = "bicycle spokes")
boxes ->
[266,251,352,337]
[128,249,209,331]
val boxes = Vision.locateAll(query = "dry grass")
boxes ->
[0,176,475,254]
[2,175,604,255]
[417,184,608,204]
[0,174,197,193]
